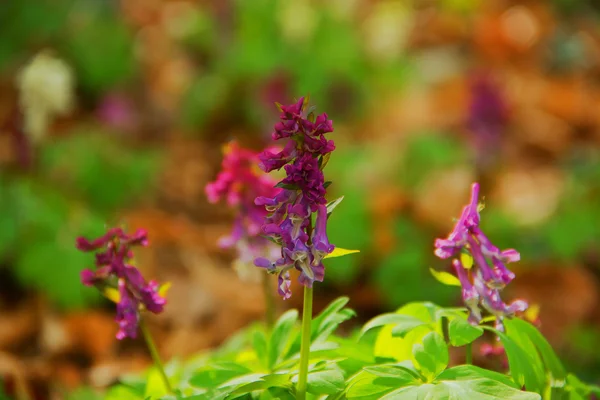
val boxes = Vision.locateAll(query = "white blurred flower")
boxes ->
[17,51,75,143]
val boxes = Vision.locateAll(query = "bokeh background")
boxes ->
[1,0,600,398]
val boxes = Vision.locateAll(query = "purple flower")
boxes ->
[206,141,283,282]
[115,279,140,340]
[254,97,336,298]
[467,73,508,170]
[76,227,166,340]
[434,182,526,329]
[311,205,335,265]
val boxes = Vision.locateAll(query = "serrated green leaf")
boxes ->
[380,378,541,400]
[227,373,292,397]
[438,365,518,388]
[361,313,427,338]
[363,362,421,382]
[346,371,401,400]
[412,331,448,381]
[189,363,252,389]
[305,365,345,395]
[448,318,483,346]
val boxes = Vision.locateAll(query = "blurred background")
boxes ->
[1,0,600,398]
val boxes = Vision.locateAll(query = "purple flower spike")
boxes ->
[434,182,527,329]
[115,279,140,340]
[253,97,336,298]
[76,227,166,340]
[206,141,283,282]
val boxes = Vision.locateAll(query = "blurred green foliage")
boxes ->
[0,129,161,309]
[181,0,410,130]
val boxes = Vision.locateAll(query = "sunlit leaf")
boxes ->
[103,287,120,303]
[324,248,360,259]
[159,282,172,298]
[461,253,474,269]
[429,268,461,287]
[448,318,483,347]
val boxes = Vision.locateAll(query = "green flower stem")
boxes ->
[466,342,472,365]
[296,285,313,400]
[263,272,275,329]
[140,318,173,394]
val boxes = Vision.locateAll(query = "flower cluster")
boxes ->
[434,183,527,330]
[205,141,282,281]
[76,227,166,340]
[254,97,336,299]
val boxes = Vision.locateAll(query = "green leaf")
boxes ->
[346,371,403,400]
[227,373,292,397]
[144,366,174,398]
[189,363,252,389]
[252,330,269,368]
[429,268,461,287]
[483,326,545,394]
[448,318,483,347]
[361,314,427,338]
[104,385,144,400]
[505,318,566,381]
[438,365,518,388]
[380,378,541,400]
[363,362,421,382]
[412,331,448,381]
[305,365,345,395]
[268,310,298,369]
[63,11,136,93]
[319,152,331,170]
[326,196,344,216]
[311,296,355,342]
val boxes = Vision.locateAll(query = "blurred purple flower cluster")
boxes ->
[205,141,282,280]
[76,228,165,340]
[434,183,527,330]
[254,97,336,299]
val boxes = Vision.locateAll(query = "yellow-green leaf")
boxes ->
[145,366,172,398]
[429,268,461,287]
[103,287,120,303]
[324,248,360,259]
[158,282,172,298]
[461,253,474,269]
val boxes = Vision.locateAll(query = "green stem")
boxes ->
[140,318,173,394]
[296,286,313,400]
[466,342,473,365]
[262,272,275,329]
